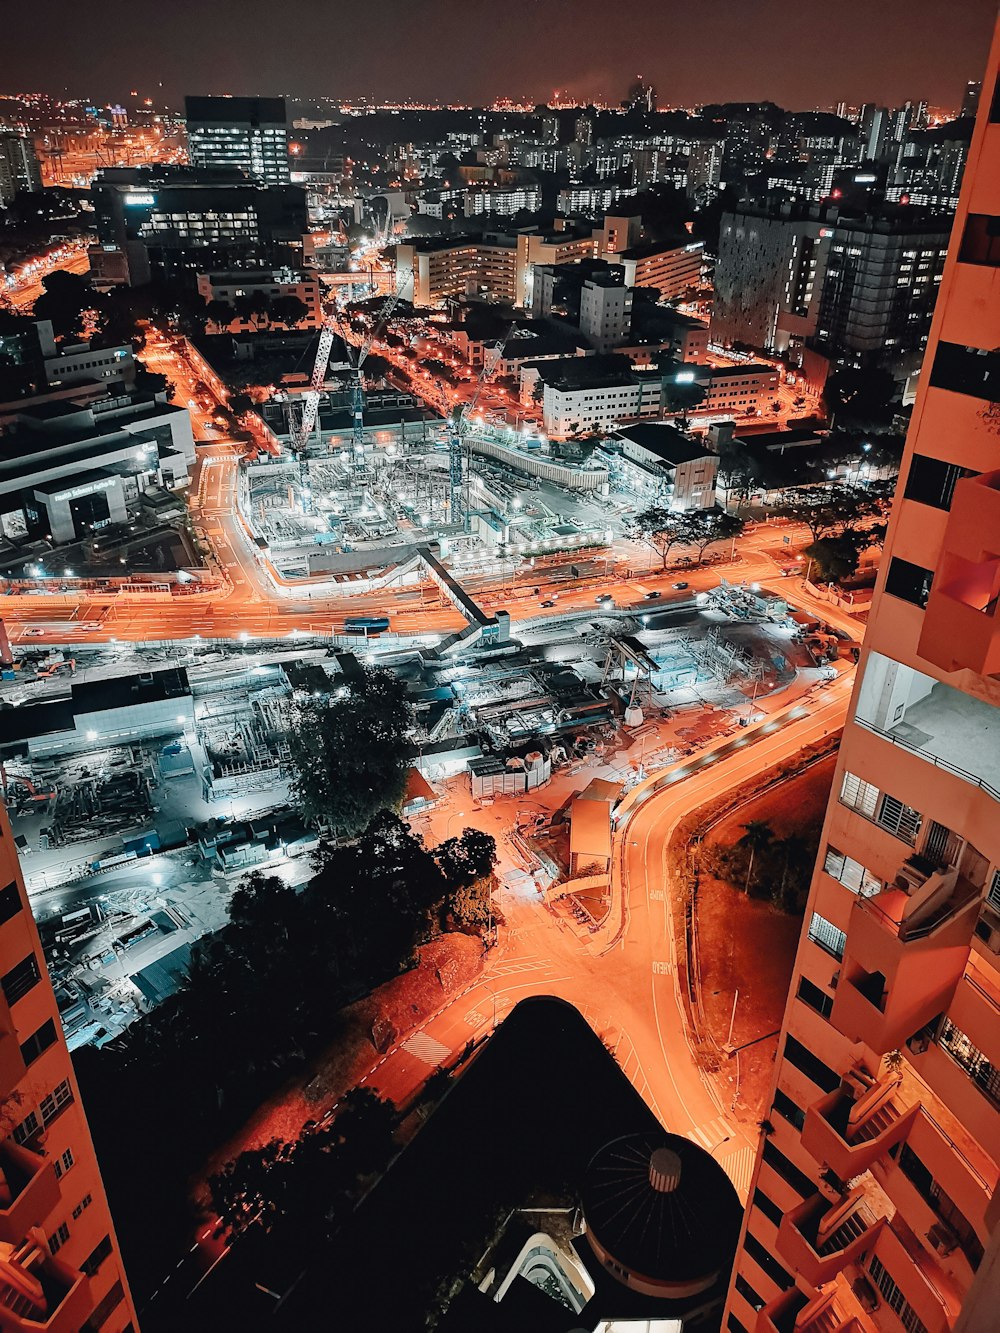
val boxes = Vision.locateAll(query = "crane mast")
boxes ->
[292,282,403,510]
[448,330,511,530]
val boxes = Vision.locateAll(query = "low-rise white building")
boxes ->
[613,422,718,510]
[195,267,323,331]
[534,356,663,438]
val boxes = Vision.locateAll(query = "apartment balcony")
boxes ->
[0,1233,91,1333]
[0,1146,60,1248]
[776,1185,886,1288]
[861,1218,964,1333]
[829,866,980,1054]
[917,469,1000,678]
[756,1284,870,1333]
[802,1072,918,1182]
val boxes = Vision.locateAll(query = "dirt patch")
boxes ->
[199,932,485,1187]
[695,755,836,1126]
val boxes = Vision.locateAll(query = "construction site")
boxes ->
[0,566,854,1053]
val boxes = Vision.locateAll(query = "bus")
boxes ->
[343,616,390,636]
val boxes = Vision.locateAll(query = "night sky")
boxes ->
[5,0,996,111]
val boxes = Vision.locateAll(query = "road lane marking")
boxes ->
[400,1032,452,1067]
[719,1144,756,1201]
[686,1116,735,1151]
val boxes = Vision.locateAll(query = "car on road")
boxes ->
[540,600,556,608]
[672,581,689,590]
[644,590,661,600]
[595,593,613,604]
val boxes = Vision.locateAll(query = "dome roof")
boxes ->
[583,1131,741,1288]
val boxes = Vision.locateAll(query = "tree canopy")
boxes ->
[288,666,412,835]
[625,506,744,568]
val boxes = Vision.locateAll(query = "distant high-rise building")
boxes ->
[539,114,560,144]
[624,78,657,114]
[91,166,307,286]
[184,95,290,185]
[574,114,594,147]
[723,23,1000,1333]
[712,199,950,364]
[687,139,724,197]
[0,804,138,1331]
[835,101,849,120]
[960,79,982,118]
[892,101,917,143]
[579,269,632,350]
[0,131,42,205]
[859,103,892,160]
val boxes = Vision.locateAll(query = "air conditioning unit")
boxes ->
[928,1223,958,1256]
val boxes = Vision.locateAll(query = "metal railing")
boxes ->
[855,717,1000,801]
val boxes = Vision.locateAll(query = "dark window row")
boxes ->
[784,1034,840,1092]
[82,1279,125,1332]
[1,954,40,1007]
[958,214,1000,267]
[735,1273,765,1312]
[773,1088,806,1130]
[81,1234,113,1278]
[797,974,834,1019]
[929,342,1000,403]
[903,453,974,511]
[0,882,21,928]
[19,1018,56,1068]
[752,1187,784,1228]
[762,1140,815,1199]
[885,556,934,609]
[744,1231,794,1290]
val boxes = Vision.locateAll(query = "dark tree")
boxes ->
[32,269,95,340]
[288,666,412,835]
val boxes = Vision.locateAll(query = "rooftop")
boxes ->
[616,421,713,464]
[72,667,191,717]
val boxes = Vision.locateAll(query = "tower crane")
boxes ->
[447,329,512,530]
[294,283,403,510]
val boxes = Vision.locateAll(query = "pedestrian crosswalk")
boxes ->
[400,1032,452,1068]
[685,1116,734,1152]
[720,1145,756,1202]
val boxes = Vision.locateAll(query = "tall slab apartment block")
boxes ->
[724,22,1000,1333]
[0,801,137,1332]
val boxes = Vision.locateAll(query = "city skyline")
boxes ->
[3,0,996,111]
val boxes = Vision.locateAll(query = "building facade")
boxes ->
[91,168,307,286]
[195,268,322,331]
[723,27,1000,1333]
[0,799,138,1331]
[579,273,633,351]
[712,201,951,366]
[610,240,705,297]
[184,95,290,186]
[539,365,662,437]
[394,236,518,307]
[0,132,42,206]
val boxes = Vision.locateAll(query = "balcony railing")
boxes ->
[854,716,1000,801]
[0,1233,92,1333]
[776,1189,885,1288]
[917,469,1000,678]
[0,1145,60,1247]
[756,1284,869,1333]
[802,1077,917,1181]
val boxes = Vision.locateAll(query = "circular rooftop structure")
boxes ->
[582,1131,742,1298]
